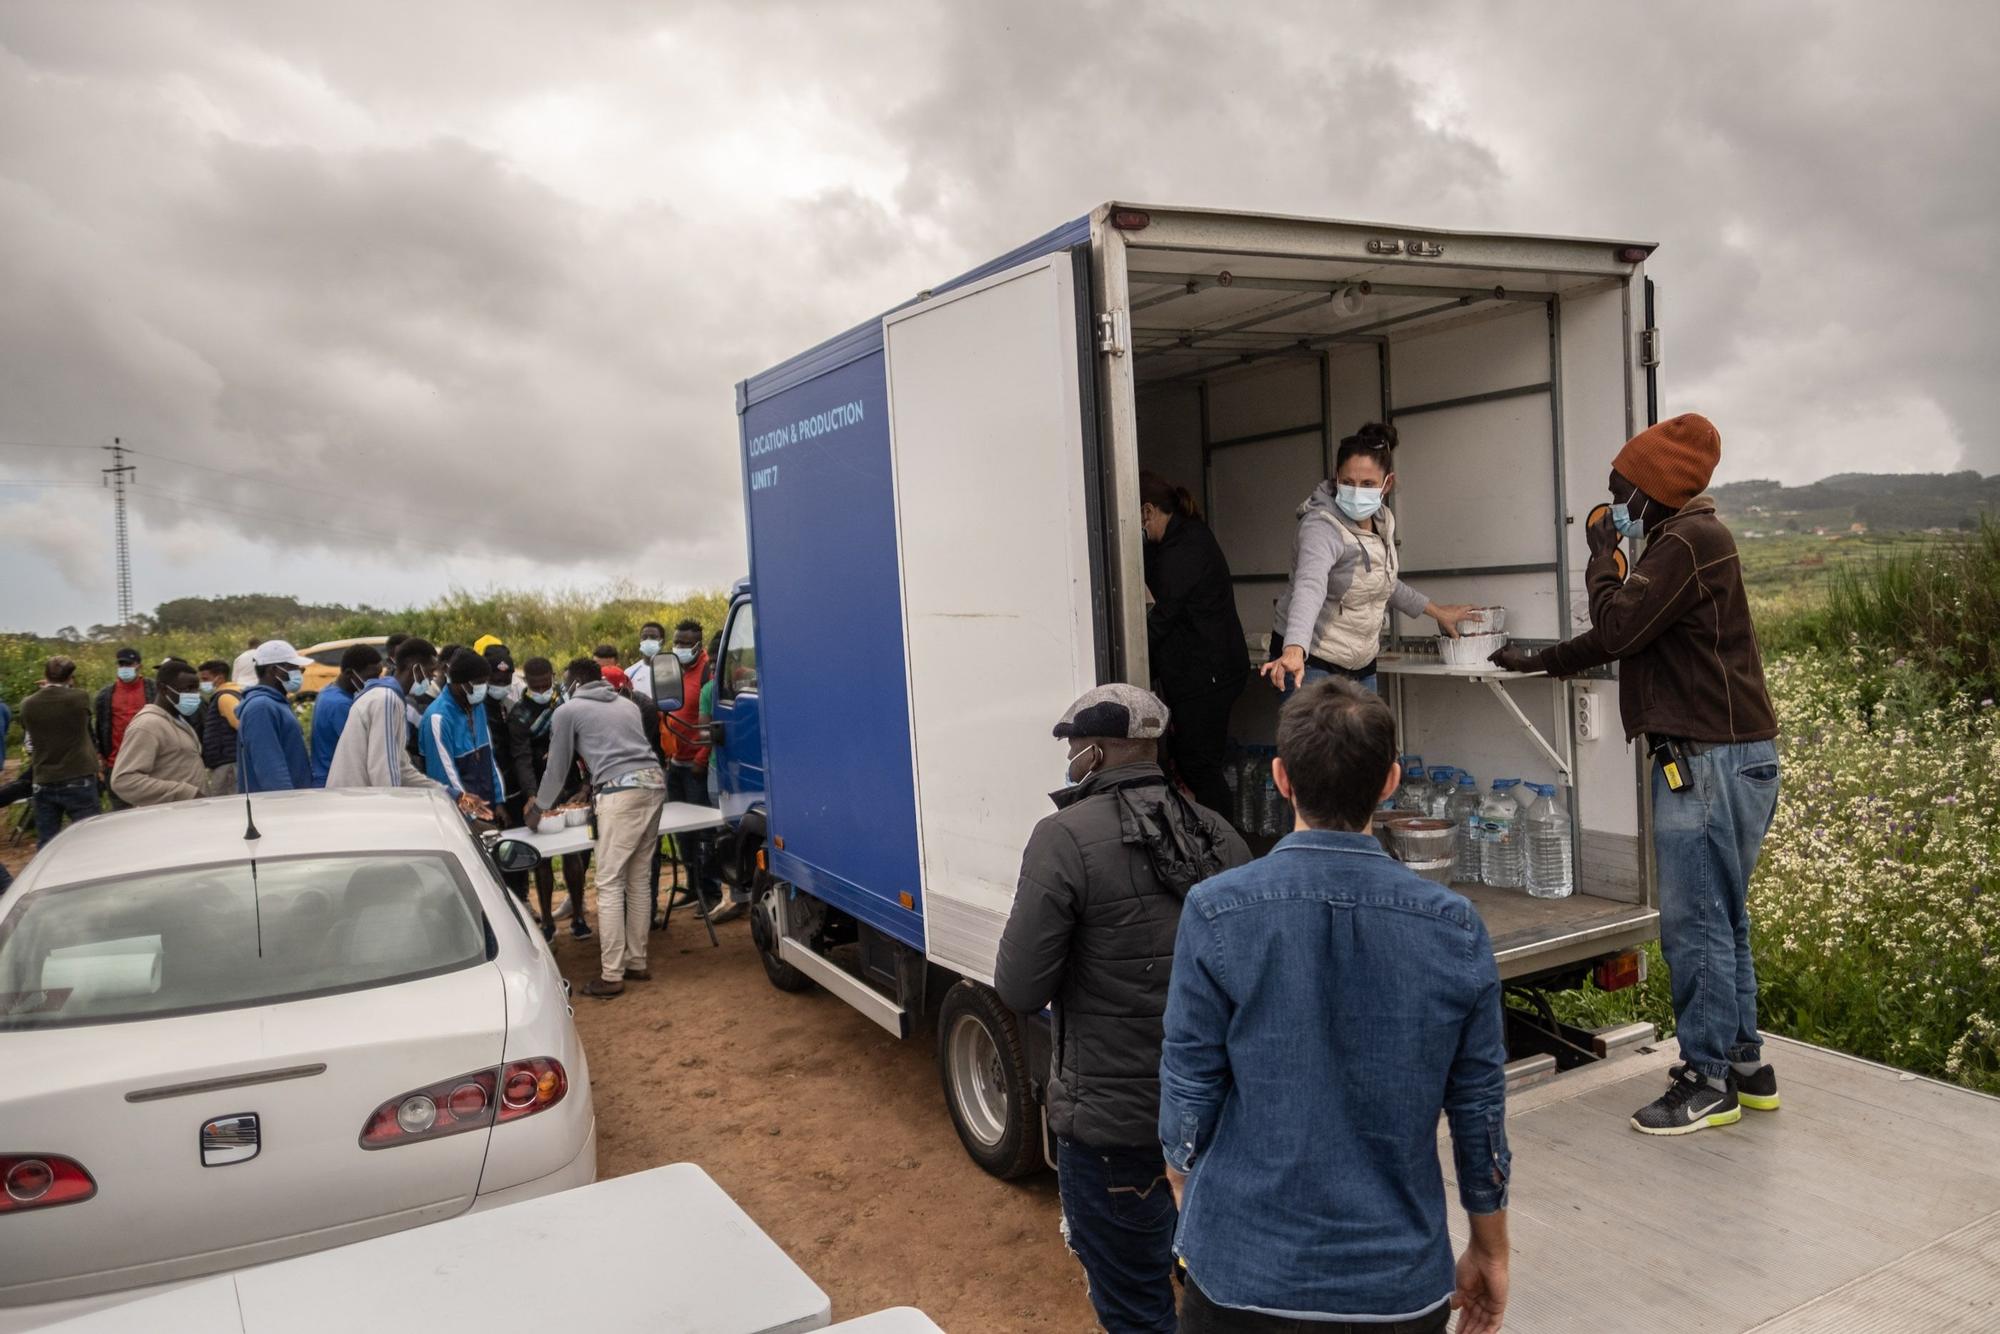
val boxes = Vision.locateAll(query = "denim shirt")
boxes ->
[1159,830,1510,1321]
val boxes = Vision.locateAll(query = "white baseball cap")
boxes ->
[251,639,311,668]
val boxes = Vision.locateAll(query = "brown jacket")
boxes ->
[109,703,205,806]
[1526,496,1777,744]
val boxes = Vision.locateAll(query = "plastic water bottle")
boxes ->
[1448,774,1482,879]
[1525,784,1575,899]
[1427,766,1458,817]
[1395,755,1429,813]
[1480,780,1525,889]
[1259,756,1285,838]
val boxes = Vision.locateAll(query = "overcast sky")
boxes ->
[2,1,1992,634]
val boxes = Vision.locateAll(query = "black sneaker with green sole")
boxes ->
[1734,1063,1780,1111]
[1632,1065,1741,1135]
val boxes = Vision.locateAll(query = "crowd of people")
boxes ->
[1,620,740,977]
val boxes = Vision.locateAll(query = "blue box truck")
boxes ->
[712,203,1667,1177]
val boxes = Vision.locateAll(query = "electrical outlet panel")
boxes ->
[1575,689,1600,742]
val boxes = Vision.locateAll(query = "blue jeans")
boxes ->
[1653,739,1781,1081]
[1057,1138,1178,1334]
[33,776,100,847]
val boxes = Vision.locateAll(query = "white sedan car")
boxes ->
[0,788,594,1315]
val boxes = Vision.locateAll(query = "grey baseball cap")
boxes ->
[1052,684,1170,740]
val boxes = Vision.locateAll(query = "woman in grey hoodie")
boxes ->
[1262,422,1472,693]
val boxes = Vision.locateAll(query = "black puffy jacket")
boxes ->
[993,763,1249,1148]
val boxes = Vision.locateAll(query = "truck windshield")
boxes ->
[0,853,488,1030]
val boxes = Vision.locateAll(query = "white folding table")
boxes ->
[506,802,733,942]
[38,1164,832,1334]
[825,1310,947,1331]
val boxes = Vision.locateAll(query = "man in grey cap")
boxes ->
[994,683,1248,1334]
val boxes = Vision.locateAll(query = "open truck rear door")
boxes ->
[881,250,1106,984]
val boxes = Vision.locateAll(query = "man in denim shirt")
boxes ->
[1160,679,1510,1333]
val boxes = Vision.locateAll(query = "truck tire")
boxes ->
[750,874,813,994]
[936,980,1042,1180]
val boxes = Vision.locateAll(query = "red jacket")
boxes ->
[661,652,710,768]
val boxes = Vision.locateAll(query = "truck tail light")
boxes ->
[1110,208,1151,232]
[0,1155,96,1213]
[497,1058,568,1123]
[1594,950,1647,992]
[1615,245,1651,264]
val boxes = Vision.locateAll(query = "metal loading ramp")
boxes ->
[1444,1036,2000,1331]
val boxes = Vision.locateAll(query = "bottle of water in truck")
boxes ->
[1260,756,1285,838]
[1427,766,1458,817]
[1447,774,1482,882]
[1525,783,1574,899]
[1394,755,1429,813]
[1480,779,1526,889]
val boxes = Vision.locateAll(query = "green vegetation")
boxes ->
[1549,522,2000,1094]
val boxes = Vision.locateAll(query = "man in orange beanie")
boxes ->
[1493,414,1781,1137]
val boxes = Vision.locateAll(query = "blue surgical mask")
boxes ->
[198,680,216,697]
[174,691,201,717]
[638,638,663,659]
[1059,744,1099,791]
[117,666,138,683]
[526,688,553,705]
[1610,500,1646,540]
[1334,483,1384,522]
[410,677,438,699]
[284,668,305,694]
[465,683,489,706]
[672,646,697,666]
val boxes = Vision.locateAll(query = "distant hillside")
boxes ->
[1713,471,2000,535]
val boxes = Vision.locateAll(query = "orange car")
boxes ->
[299,636,388,698]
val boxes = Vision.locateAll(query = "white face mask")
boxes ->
[1335,483,1384,521]
[465,683,489,706]
[672,645,698,666]
[638,638,662,659]
[526,688,553,705]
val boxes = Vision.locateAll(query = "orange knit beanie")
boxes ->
[1611,413,1721,509]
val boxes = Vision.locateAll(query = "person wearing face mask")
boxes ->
[508,657,595,943]
[109,659,206,808]
[993,685,1248,1333]
[93,647,157,804]
[307,643,382,788]
[236,640,315,794]
[1140,471,1247,824]
[656,620,724,919]
[625,622,669,701]
[1490,414,1780,1138]
[1262,423,1474,694]
[327,637,441,790]
[194,659,244,797]
[420,649,505,823]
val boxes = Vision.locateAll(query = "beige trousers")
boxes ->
[592,785,665,983]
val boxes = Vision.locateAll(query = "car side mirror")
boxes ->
[491,839,540,874]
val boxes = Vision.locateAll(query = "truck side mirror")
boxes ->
[650,680,684,714]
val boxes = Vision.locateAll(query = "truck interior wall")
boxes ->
[1128,277,1646,907]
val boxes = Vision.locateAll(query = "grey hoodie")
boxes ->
[1272,481,1431,658]
[535,681,660,808]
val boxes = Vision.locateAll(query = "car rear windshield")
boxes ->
[0,853,490,1030]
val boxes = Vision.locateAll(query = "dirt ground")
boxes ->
[0,813,1094,1331]
[555,903,1097,1330]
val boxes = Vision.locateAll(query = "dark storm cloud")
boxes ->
[0,0,1991,622]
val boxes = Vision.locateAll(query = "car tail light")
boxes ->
[0,1154,96,1213]
[1595,949,1647,992]
[497,1058,567,1123]
[360,1070,498,1149]
[360,1060,567,1148]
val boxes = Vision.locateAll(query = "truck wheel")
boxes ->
[750,875,813,994]
[936,981,1042,1180]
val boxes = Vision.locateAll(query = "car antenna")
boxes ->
[244,797,264,957]
[243,796,262,841]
